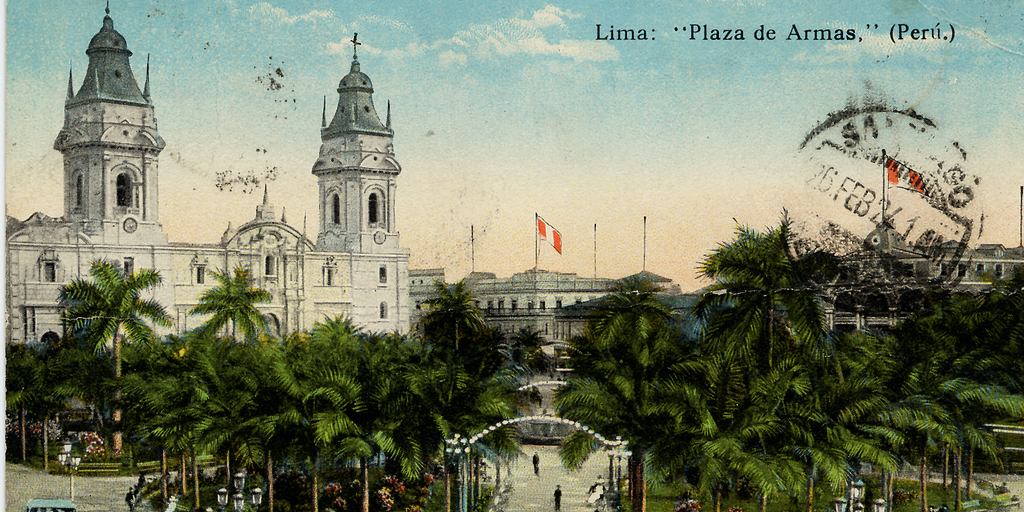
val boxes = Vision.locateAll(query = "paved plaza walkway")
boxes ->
[498,444,617,512]
[6,462,142,512]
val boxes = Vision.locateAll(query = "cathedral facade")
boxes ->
[5,10,410,344]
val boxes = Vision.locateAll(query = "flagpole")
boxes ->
[471,225,475,274]
[594,223,597,279]
[535,213,539,272]
[881,149,887,227]
[1019,185,1023,248]
[642,216,647,273]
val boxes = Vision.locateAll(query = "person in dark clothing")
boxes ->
[554,485,562,511]
[533,453,540,476]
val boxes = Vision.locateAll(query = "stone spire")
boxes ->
[143,54,151,101]
[321,34,391,140]
[255,185,275,221]
[386,100,391,130]
[66,65,75,102]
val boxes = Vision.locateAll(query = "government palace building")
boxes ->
[5,9,410,344]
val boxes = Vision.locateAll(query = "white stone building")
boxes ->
[5,10,410,344]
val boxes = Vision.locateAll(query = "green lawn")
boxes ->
[630,477,1005,512]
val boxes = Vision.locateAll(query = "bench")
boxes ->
[137,460,160,474]
[995,494,1020,511]
[78,462,122,475]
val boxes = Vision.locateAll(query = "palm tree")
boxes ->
[59,259,171,455]
[189,266,272,341]
[418,280,485,354]
[696,215,838,373]
[556,275,680,512]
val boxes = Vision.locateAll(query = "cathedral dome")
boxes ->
[88,15,131,55]
[338,60,373,92]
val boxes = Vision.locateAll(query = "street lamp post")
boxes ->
[219,470,262,512]
[57,441,82,500]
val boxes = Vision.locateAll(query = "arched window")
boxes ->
[265,255,275,276]
[332,194,341,224]
[379,301,388,319]
[75,174,84,208]
[368,193,379,225]
[116,173,132,207]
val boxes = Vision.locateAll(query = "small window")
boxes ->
[487,300,493,310]
[379,266,387,284]
[43,262,57,283]
[116,173,132,207]
[265,255,275,276]
[379,302,388,319]
[123,257,134,276]
[196,265,205,284]
[498,300,505,310]
[940,264,949,277]
[957,264,966,278]
[368,193,379,225]
[332,194,341,224]
[23,307,36,337]
[995,264,1004,278]
[540,301,546,310]
[528,301,535,311]
[415,301,421,310]
[976,264,985,274]
[511,300,518,311]
[556,300,562,309]
[75,174,84,208]
[324,266,334,286]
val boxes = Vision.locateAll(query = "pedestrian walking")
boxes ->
[554,485,562,511]
[533,453,540,476]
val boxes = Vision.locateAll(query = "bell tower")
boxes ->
[312,34,408,331]
[54,5,166,244]
[313,33,401,254]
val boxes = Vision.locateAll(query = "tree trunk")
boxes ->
[267,452,275,512]
[313,462,320,512]
[181,453,188,499]
[714,488,722,512]
[943,447,949,488]
[631,453,646,512]
[954,448,961,510]
[806,461,815,512]
[920,444,928,512]
[759,494,767,512]
[226,450,231,490]
[21,408,27,461]
[362,457,370,512]
[966,448,974,499]
[887,472,894,512]
[192,449,200,511]
[162,449,168,510]
[444,454,452,512]
[43,413,49,472]
[113,331,123,456]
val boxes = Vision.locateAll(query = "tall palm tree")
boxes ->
[189,266,272,341]
[556,275,680,512]
[418,280,485,354]
[59,259,171,454]
[696,216,838,373]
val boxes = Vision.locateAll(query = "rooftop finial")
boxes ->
[322,96,327,127]
[143,54,151,100]
[105,0,110,15]
[66,64,75,101]
[351,32,361,60]
[263,184,270,206]
[386,100,391,129]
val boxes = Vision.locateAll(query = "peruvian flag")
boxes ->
[537,216,562,254]
[885,156,926,194]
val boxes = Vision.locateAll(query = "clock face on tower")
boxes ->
[123,217,138,233]
[373,230,386,244]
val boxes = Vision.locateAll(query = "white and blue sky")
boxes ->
[6,0,1024,291]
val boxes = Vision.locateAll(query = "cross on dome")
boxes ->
[351,33,361,60]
